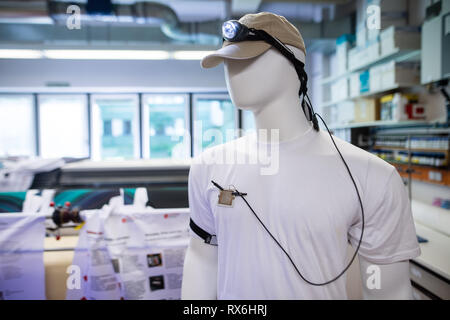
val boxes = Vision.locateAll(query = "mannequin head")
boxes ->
[224,45,306,114]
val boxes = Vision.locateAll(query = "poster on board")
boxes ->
[0,213,46,300]
[67,206,190,300]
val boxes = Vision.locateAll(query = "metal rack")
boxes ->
[369,125,450,192]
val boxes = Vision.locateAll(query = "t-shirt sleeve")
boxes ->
[348,166,421,264]
[188,162,216,240]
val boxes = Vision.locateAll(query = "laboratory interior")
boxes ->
[0,0,449,301]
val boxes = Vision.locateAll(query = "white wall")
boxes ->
[0,58,227,89]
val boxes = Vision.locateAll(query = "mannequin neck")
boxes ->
[253,93,312,143]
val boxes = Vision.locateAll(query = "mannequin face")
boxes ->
[224,46,304,113]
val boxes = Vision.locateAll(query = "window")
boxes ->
[1,91,250,160]
[142,94,189,159]
[0,95,35,157]
[193,94,237,156]
[242,110,256,134]
[103,120,112,136]
[91,95,139,160]
[38,95,88,158]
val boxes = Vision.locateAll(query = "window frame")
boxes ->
[37,94,89,159]
[141,93,190,159]
[192,93,239,157]
[0,90,245,160]
[0,93,36,157]
[90,93,140,161]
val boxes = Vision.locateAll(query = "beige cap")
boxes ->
[201,12,306,69]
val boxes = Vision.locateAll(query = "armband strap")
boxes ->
[189,218,217,246]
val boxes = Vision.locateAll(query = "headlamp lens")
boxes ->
[222,20,239,41]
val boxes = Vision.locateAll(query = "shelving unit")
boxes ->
[389,162,449,186]
[329,120,428,130]
[372,146,448,154]
[320,49,421,109]
[321,83,414,108]
[320,49,421,85]
[369,127,450,187]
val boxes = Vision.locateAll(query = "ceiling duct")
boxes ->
[134,2,220,45]
[47,0,221,45]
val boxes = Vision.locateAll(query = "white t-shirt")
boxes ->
[188,127,420,299]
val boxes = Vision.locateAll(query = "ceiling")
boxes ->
[0,0,355,53]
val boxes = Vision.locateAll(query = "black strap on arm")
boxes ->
[189,218,217,246]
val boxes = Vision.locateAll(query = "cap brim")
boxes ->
[201,41,271,69]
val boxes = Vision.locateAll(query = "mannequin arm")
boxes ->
[181,236,218,299]
[359,255,413,299]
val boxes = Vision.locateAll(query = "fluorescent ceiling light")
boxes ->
[172,50,215,60]
[0,49,214,61]
[43,50,171,60]
[0,49,43,59]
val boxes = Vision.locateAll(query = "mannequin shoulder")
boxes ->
[323,132,396,180]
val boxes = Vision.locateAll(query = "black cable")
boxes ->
[213,112,365,286]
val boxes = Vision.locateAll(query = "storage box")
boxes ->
[349,46,371,71]
[359,70,370,93]
[364,0,408,42]
[354,98,380,122]
[335,34,355,75]
[348,47,360,70]
[366,0,407,12]
[369,64,383,92]
[366,40,380,63]
[356,24,367,48]
[337,101,355,124]
[381,61,420,89]
[380,93,422,121]
[349,72,361,97]
[328,52,338,78]
[380,26,421,56]
[367,17,407,42]
[331,78,349,102]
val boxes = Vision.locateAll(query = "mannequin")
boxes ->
[182,46,416,300]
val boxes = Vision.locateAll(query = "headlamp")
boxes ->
[222,20,249,42]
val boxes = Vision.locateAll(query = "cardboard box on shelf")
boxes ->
[380,93,423,121]
[349,46,371,71]
[328,52,338,78]
[336,34,355,75]
[366,0,407,12]
[331,78,349,102]
[338,101,355,124]
[349,72,361,97]
[367,16,408,42]
[359,70,370,93]
[356,23,367,48]
[354,98,380,122]
[366,40,380,63]
[369,64,383,92]
[362,0,408,43]
[330,101,355,125]
[380,26,421,56]
[381,61,420,89]
[348,47,360,70]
